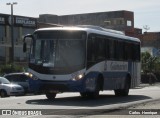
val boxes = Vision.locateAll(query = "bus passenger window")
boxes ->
[105,39,110,59]
[95,37,106,61]
[87,36,96,62]
[109,40,115,60]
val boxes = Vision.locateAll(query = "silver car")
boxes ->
[0,77,24,97]
[4,73,30,93]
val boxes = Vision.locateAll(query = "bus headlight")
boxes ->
[25,72,33,78]
[72,73,84,81]
[32,75,39,80]
[25,73,38,80]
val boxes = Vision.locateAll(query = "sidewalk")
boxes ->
[137,82,160,89]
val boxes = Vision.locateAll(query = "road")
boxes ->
[0,84,160,118]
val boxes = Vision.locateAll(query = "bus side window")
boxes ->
[125,42,133,61]
[109,39,115,60]
[90,36,96,62]
[132,43,140,61]
[87,35,96,67]
[136,43,140,61]
[95,36,106,61]
[87,34,106,68]
[117,41,125,60]
[105,38,110,59]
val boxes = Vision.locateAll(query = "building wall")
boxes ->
[39,14,58,24]
[39,10,134,34]
[37,22,62,28]
[0,13,37,64]
[140,32,160,49]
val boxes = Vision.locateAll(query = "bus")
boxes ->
[23,25,141,99]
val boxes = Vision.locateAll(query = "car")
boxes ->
[4,72,31,93]
[0,77,24,97]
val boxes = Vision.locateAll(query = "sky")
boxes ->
[1,0,160,32]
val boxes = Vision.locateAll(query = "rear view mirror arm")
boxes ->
[23,34,33,53]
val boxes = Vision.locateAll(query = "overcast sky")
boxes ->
[1,0,160,32]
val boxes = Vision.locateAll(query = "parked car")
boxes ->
[0,77,24,97]
[4,72,31,93]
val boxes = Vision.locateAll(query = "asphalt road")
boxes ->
[0,83,160,118]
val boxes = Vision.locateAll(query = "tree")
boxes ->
[0,64,23,75]
[141,52,160,73]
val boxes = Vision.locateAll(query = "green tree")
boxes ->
[0,64,23,75]
[141,52,160,73]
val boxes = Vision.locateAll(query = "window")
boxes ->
[87,34,106,67]
[0,25,5,42]
[105,38,110,59]
[125,42,132,60]
[124,42,140,61]
[87,35,94,63]
[115,41,125,60]
[95,35,106,61]
[108,39,115,59]
[0,47,5,61]
[20,75,28,82]
[127,20,132,26]
[132,43,140,61]
[5,74,28,82]
[87,33,140,69]
[116,18,125,25]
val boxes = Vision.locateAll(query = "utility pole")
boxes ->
[6,2,17,66]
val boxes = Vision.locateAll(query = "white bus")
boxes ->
[23,26,141,99]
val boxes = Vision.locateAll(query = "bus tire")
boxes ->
[88,86,100,99]
[88,76,102,99]
[114,77,130,96]
[45,93,56,100]
[80,92,88,98]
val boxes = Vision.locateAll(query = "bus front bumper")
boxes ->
[28,79,86,93]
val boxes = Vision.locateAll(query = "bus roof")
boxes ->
[35,26,140,43]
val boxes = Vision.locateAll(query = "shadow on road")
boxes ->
[26,94,151,107]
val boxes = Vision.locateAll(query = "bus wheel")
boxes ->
[80,84,100,99]
[45,93,56,100]
[80,92,88,98]
[114,78,130,96]
[88,80,100,99]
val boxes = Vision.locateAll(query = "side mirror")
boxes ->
[23,34,33,53]
[23,42,27,52]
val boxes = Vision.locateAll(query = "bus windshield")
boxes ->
[30,31,86,71]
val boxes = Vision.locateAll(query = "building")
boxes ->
[134,31,160,57]
[37,22,63,29]
[39,10,135,35]
[140,32,160,49]
[0,13,37,64]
